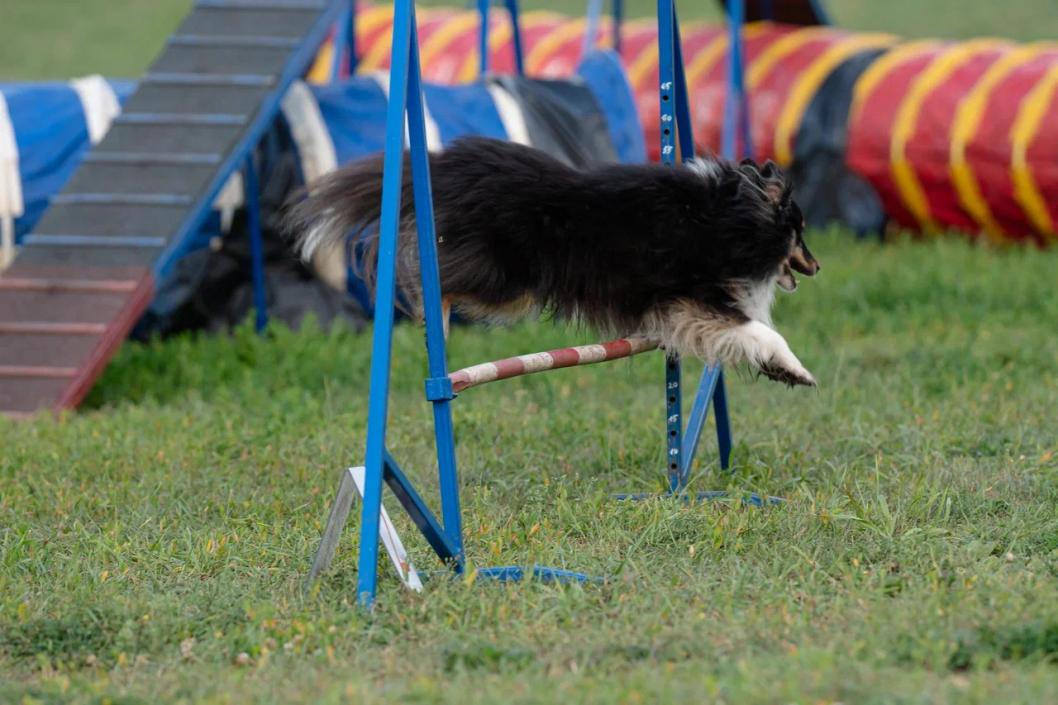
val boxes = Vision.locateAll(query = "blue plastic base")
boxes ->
[475,565,594,584]
[613,491,784,507]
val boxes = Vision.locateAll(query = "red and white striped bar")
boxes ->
[448,336,659,393]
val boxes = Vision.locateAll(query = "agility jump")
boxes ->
[307,0,757,606]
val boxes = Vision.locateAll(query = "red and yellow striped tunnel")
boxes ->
[309,6,1058,244]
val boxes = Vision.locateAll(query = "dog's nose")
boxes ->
[789,248,819,276]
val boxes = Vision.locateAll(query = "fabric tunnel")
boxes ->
[331,5,1058,244]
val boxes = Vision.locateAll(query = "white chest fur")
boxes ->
[734,276,778,327]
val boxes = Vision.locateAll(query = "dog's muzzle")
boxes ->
[789,244,820,277]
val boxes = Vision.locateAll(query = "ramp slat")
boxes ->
[21,235,169,249]
[144,72,275,86]
[152,45,291,75]
[0,378,75,414]
[0,290,134,324]
[99,124,243,155]
[0,335,102,368]
[116,112,248,126]
[84,152,223,166]
[123,83,268,115]
[169,34,303,49]
[51,194,194,207]
[179,8,320,36]
[66,164,216,195]
[13,246,164,268]
[32,203,185,238]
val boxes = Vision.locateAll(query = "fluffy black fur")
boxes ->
[286,137,819,385]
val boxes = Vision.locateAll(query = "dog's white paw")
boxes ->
[741,321,817,388]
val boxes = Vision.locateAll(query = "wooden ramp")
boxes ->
[0,0,344,417]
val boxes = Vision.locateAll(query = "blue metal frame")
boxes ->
[244,153,269,332]
[477,0,490,75]
[383,450,459,563]
[583,0,603,58]
[722,0,753,160]
[355,0,486,606]
[476,0,525,77]
[476,566,595,583]
[330,1,356,81]
[356,0,417,605]
[585,0,624,54]
[616,490,782,506]
[507,0,525,75]
[315,0,751,606]
[656,0,733,491]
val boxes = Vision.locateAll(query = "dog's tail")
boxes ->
[284,152,418,296]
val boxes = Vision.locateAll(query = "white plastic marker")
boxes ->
[0,92,21,270]
[348,466,424,591]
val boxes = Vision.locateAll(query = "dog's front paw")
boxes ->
[759,360,817,387]
[741,321,817,388]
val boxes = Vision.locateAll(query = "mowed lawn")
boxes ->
[3,231,1058,703]
[3,1,1058,704]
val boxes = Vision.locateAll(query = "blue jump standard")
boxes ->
[307,0,780,606]
[614,492,786,507]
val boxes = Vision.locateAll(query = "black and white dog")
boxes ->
[287,137,820,386]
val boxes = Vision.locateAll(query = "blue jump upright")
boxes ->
[476,0,525,76]
[308,0,768,607]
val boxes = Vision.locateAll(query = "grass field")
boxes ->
[3,1,1058,703]
[4,233,1058,704]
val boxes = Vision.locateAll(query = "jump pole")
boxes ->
[450,337,658,392]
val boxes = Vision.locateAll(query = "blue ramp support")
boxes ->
[0,0,347,416]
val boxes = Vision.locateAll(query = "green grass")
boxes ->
[3,231,1058,703]
[2,1,1056,80]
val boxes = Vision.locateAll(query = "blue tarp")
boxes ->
[0,79,134,240]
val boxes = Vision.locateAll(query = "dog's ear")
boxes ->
[780,182,793,207]
[764,181,786,205]
[737,161,758,182]
[758,162,791,206]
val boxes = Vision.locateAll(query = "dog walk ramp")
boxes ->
[0,0,344,417]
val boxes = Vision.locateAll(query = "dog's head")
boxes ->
[738,159,820,292]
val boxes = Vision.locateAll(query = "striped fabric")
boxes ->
[0,77,133,250]
[449,336,658,393]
